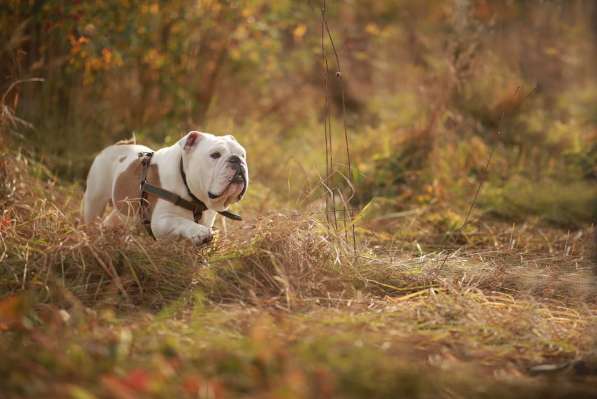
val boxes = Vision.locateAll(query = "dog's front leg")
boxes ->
[151,214,213,245]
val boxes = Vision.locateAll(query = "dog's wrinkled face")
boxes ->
[180,131,249,211]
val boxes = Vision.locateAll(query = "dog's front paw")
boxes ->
[190,229,213,246]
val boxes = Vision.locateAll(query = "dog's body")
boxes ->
[82,131,248,243]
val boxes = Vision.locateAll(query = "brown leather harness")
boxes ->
[138,151,241,239]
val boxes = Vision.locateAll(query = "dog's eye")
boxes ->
[210,152,221,159]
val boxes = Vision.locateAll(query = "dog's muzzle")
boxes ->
[208,156,247,199]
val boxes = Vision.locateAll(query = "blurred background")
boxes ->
[2,0,596,228]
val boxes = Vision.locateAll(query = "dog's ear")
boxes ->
[180,131,203,151]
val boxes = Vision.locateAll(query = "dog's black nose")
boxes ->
[228,155,241,164]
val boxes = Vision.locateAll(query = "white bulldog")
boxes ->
[82,131,248,244]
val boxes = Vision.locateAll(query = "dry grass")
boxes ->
[1,150,596,398]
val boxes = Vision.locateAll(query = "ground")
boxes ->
[1,154,596,399]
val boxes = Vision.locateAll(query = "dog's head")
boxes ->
[179,131,249,211]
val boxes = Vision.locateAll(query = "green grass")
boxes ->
[481,179,597,228]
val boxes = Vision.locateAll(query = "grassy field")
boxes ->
[1,147,596,398]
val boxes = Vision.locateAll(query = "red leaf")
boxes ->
[121,369,151,392]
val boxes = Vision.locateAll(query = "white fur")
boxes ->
[82,131,248,244]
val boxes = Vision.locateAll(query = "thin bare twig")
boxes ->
[319,0,356,251]
[1,78,44,105]
[438,85,537,268]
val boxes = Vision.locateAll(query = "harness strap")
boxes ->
[137,151,242,239]
[138,152,155,239]
[142,183,200,213]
